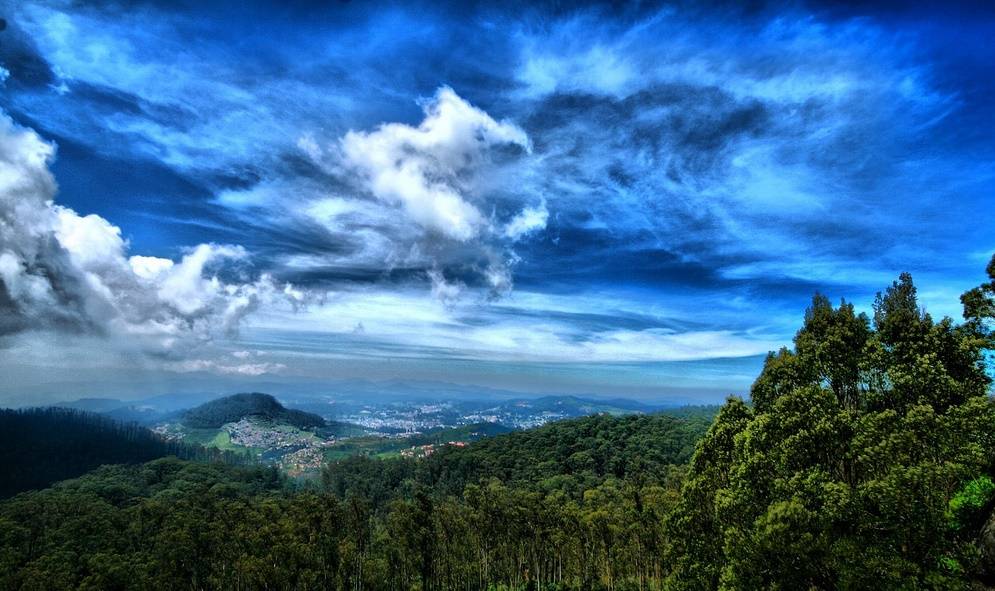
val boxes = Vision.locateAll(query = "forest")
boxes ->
[0,407,247,499]
[0,255,994,590]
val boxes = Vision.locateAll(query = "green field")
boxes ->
[174,425,262,455]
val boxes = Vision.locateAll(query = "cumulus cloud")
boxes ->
[289,87,545,303]
[339,86,531,241]
[0,111,303,366]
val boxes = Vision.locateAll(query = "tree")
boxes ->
[666,261,995,589]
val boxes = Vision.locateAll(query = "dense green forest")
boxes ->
[0,256,993,590]
[322,412,712,505]
[0,408,246,498]
[181,392,327,429]
[0,411,710,590]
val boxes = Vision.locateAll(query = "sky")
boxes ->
[0,0,993,405]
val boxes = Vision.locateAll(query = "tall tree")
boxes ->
[667,261,995,589]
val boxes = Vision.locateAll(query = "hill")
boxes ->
[322,410,714,504]
[504,395,661,415]
[0,408,243,498]
[52,393,224,425]
[52,398,127,413]
[181,393,326,429]
[408,421,515,445]
[429,411,710,483]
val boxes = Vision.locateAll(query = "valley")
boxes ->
[82,392,676,477]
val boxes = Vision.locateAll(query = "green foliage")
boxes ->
[0,410,712,591]
[320,423,513,463]
[948,476,995,530]
[961,255,995,331]
[323,411,713,502]
[666,264,995,590]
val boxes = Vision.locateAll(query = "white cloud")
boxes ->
[128,255,174,280]
[171,359,286,376]
[54,208,129,272]
[428,269,464,305]
[519,45,634,98]
[248,287,780,364]
[215,183,282,210]
[504,202,549,240]
[484,263,513,296]
[297,133,323,162]
[0,110,304,368]
[156,244,246,316]
[339,86,531,241]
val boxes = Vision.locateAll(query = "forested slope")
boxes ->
[0,407,244,498]
[0,410,708,590]
[323,410,712,503]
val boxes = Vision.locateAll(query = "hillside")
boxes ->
[181,393,326,429]
[408,421,514,445]
[430,411,711,483]
[0,408,243,498]
[504,395,661,415]
[0,408,714,590]
[322,410,713,504]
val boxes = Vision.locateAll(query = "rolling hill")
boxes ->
[181,393,326,429]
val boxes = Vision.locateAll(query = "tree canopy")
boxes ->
[666,256,995,590]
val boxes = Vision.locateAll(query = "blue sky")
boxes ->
[0,0,993,404]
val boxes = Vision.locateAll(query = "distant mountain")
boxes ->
[181,393,326,429]
[277,380,707,407]
[51,398,168,425]
[52,397,127,412]
[51,392,227,425]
